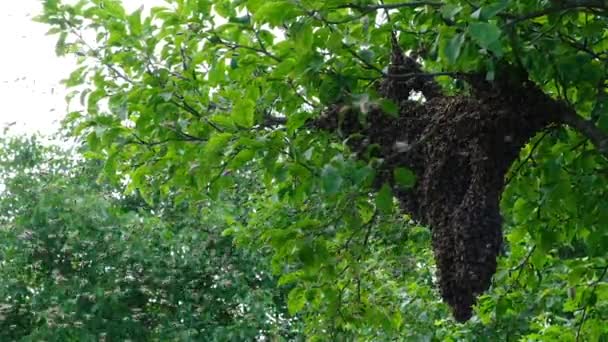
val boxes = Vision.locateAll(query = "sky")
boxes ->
[0,1,72,135]
[0,0,164,136]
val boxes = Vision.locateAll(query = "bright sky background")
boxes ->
[0,1,71,135]
[0,0,164,136]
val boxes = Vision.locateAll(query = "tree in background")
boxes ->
[0,134,298,340]
[36,0,608,340]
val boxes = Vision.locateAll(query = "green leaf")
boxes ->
[287,286,307,315]
[471,2,509,20]
[127,8,143,35]
[205,132,233,157]
[297,242,316,265]
[253,1,301,26]
[393,167,416,188]
[159,92,173,101]
[63,66,87,87]
[319,76,340,105]
[376,183,393,214]
[327,31,343,50]
[321,165,342,194]
[278,271,304,286]
[441,4,462,20]
[468,22,502,55]
[229,149,256,169]
[295,21,313,53]
[380,99,399,118]
[55,31,68,56]
[444,32,465,64]
[209,59,226,84]
[232,99,255,128]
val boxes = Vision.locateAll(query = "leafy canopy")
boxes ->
[35,0,608,340]
[0,135,298,341]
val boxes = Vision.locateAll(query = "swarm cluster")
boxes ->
[316,44,563,321]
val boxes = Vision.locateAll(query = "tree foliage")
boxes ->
[0,135,298,340]
[33,0,608,340]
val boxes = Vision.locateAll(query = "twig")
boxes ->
[128,133,203,147]
[511,245,536,274]
[305,1,442,24]
[576,306,589,341]
[576,264,608,341]
[334,1,443,12]
[559,32,607,60]
[559,109,608,158]
[505,0,608,26]
[387,71,463,79]
[170,99,225,133]
[343,44,386,75]
[505,245,537,293]
[210,32,282,62]
[505,131,550,185]
[68,25,136,86]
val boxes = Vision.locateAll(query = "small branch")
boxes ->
[335,1,443,12]
[128,133,203,147]
[387,71,463,80]
[576,306,589,342]
[286,79,319,108]
[505,245,537,292]
[559,32,608,60]
[210,32,282,62]
[310,1,442,24]
[576,264,608,341]
[207,148,240,191]
[170,99,225,133]
[266,77,320,109]
[591,264,608,287]
[505,131,550,185]
[68,25,136,86]
[343,44,386,75]
[559,109,608,158]
[253,26,273,59]
[511,245,536,274]
[379,0,394,23]
[103,62,136,85]
[505,0,608,25]
[167,126,207,142]
[263,116,287,126]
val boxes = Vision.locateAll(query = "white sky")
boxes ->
[0,0,164,136]
[0,1,71,135]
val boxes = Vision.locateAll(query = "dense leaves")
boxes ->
[0,135,298,340]
[30,0,608,340]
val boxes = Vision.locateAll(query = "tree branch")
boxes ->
[335,1,443,12]
[558,32,608,61]
[210,32,282,63]
[303,1,442,24]
[263,116,287,126]
[343,44,386,76]
[505,131,550,185]
[387,71,463,80]
[170,99,225,133]
[505,0,608,25]
[576,264,608,341]
[559,109,608,158]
